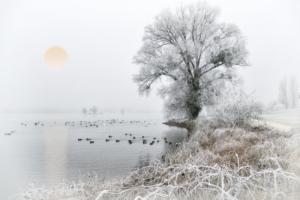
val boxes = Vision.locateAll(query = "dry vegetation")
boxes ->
[97,122,299,200]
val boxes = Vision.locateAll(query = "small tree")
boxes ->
[134,2,247,119]
[82,107,88,115]
[90,106,98,115]
[289,77,298,108]
[213,88,262,127]
[278,78,288,109]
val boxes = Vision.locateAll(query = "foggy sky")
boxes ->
[0,0,299,113]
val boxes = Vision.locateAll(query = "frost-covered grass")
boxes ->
[19,121,300,200]
[20,175,112,200]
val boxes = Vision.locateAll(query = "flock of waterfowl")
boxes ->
[77,132,179,146]
[4,119,179,147]
[21,121,45,127]
[3,130,15,136]
[64,119,151,128]
[19,119,151,128]
[77,137,95,144]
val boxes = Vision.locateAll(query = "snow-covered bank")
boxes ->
[262,108,300,131]
[264,121,292,132]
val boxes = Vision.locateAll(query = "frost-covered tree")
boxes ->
[90,106,98,115]
[134,2,247,119]
[278,78,288,109]
[289,77,298,108]
[213,86,262,127]
[82,107,88,115]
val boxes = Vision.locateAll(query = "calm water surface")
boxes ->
[0,113,186,200]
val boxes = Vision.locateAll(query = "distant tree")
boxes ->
[134,2,247,119]
[90,106,98,115]
[82,107,88,115]
[278,78,288,109]
[120,108,125,115]
[289,77,298,108]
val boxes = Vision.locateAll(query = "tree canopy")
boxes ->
[134,2,248,119]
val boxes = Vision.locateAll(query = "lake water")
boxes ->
[0,113,186,200]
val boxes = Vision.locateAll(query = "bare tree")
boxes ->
[134,2,247,119]
[289,77,298,108]
[278,78,288,109]
[82,107,88,115]
[90,106,98,115]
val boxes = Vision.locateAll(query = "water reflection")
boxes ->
[163,128,187,153]
[43,127,68,185]
[136,154,151,169]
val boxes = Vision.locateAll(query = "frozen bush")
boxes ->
[212,92,263,128]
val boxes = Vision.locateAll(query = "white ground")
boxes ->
[263,108,300,131]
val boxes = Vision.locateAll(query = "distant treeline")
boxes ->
[81,106,99,115]
[278,77,299,109]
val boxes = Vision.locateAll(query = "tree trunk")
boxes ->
[186,79,201,119]
[163,119,196,138]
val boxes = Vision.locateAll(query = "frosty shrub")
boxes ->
[212,92,262,128]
